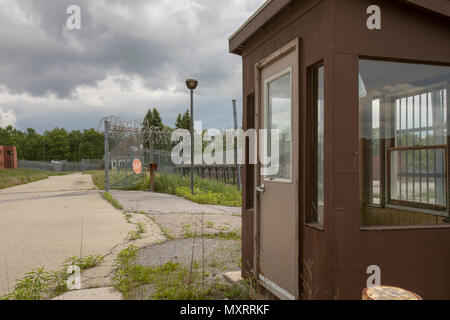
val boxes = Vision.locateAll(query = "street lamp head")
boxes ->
[185,78,198,90]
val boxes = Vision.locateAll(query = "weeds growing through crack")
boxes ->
[1,267,50,300]
[1,254,104,300]
[127,222,146,241]
[112,245,249,300]
[300,259,318,300]
[102,192,123,210]
[182,221,241,240]
[124,213,133,223]
[63,254,104,271]
[149,216,174,240]
[185,230,241,240]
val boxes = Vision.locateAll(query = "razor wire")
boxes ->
[99,116,177,190]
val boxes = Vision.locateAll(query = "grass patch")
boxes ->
[86,170,137,190]
[112,245,249,300]
[182,223,240,240]
[102,192,123,210]
[86,170,105,190]
[185,231,241,240]
[140,172,241,207]
[88,170,241,207]
[0,169,67,190]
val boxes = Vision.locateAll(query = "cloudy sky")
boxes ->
[0,0,265,132]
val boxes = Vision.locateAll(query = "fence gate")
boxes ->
[101,116,176,191]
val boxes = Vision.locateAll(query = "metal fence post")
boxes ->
[104,119,110,192]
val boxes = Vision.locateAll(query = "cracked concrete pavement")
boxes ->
[0,174,163,298]
[111,190,242,239]
[0,174,242,300]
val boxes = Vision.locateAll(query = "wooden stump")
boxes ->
[362,286,422,300]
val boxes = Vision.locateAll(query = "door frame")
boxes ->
[253,38,301,299]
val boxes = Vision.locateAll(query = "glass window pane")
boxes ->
[317,66,324,225]
[308,64,324,226]
[265,71,291,181]
[359,59,450,227]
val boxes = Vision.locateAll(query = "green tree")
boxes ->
[175,110,191,130]
[0,126,13,146]
[143,108,165,150]
[43,128,70,161]
[79,129,104,160]
[143,108,163,129]
[10,128,26,160]
[1,126,105,162]
[175,114,182,129]
[68,130,83,161]
[23,128,43,160]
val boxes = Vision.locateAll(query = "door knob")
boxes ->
[256,184,265,193]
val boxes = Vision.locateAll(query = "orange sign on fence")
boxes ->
[132,159,142,174]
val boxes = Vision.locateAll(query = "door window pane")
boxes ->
[265,70,292,181]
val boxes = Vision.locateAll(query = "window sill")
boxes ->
[306,223,324,231]
[360,224,450,231]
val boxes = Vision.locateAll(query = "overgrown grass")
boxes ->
[182,223,241,240]
[1,254,104,300]
[102,191,123,210]
[86,170,105,189]
[0,169,67,190]
[112,245,249,300]
[86,170,135,191]
[140,173,241,207]
[88,170,241,207]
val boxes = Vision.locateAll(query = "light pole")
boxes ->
[186,78,198,195]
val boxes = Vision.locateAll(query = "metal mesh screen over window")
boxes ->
[359,60,450,227]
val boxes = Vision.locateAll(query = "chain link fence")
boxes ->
[103,117,177,190]
[18,159,104,172]
[101,116,242,191]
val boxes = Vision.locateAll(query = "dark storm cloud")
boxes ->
[0,0,263,130]
[0,0,176,97]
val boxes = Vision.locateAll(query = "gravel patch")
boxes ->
[137,238,241,276]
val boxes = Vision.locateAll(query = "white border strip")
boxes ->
[259,274,296,300]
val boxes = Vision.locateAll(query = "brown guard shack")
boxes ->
[229,0,450,299]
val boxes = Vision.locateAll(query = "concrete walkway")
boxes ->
[0,176,242,299]
[111,190,242,239]
[110,191,241,215]
[0,174,146,297]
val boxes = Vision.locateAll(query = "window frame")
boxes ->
[359,58,450,217]
[387,145,448,212]
[306,61,325,227]
[386,86,449,213]
[263,66,293,184]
